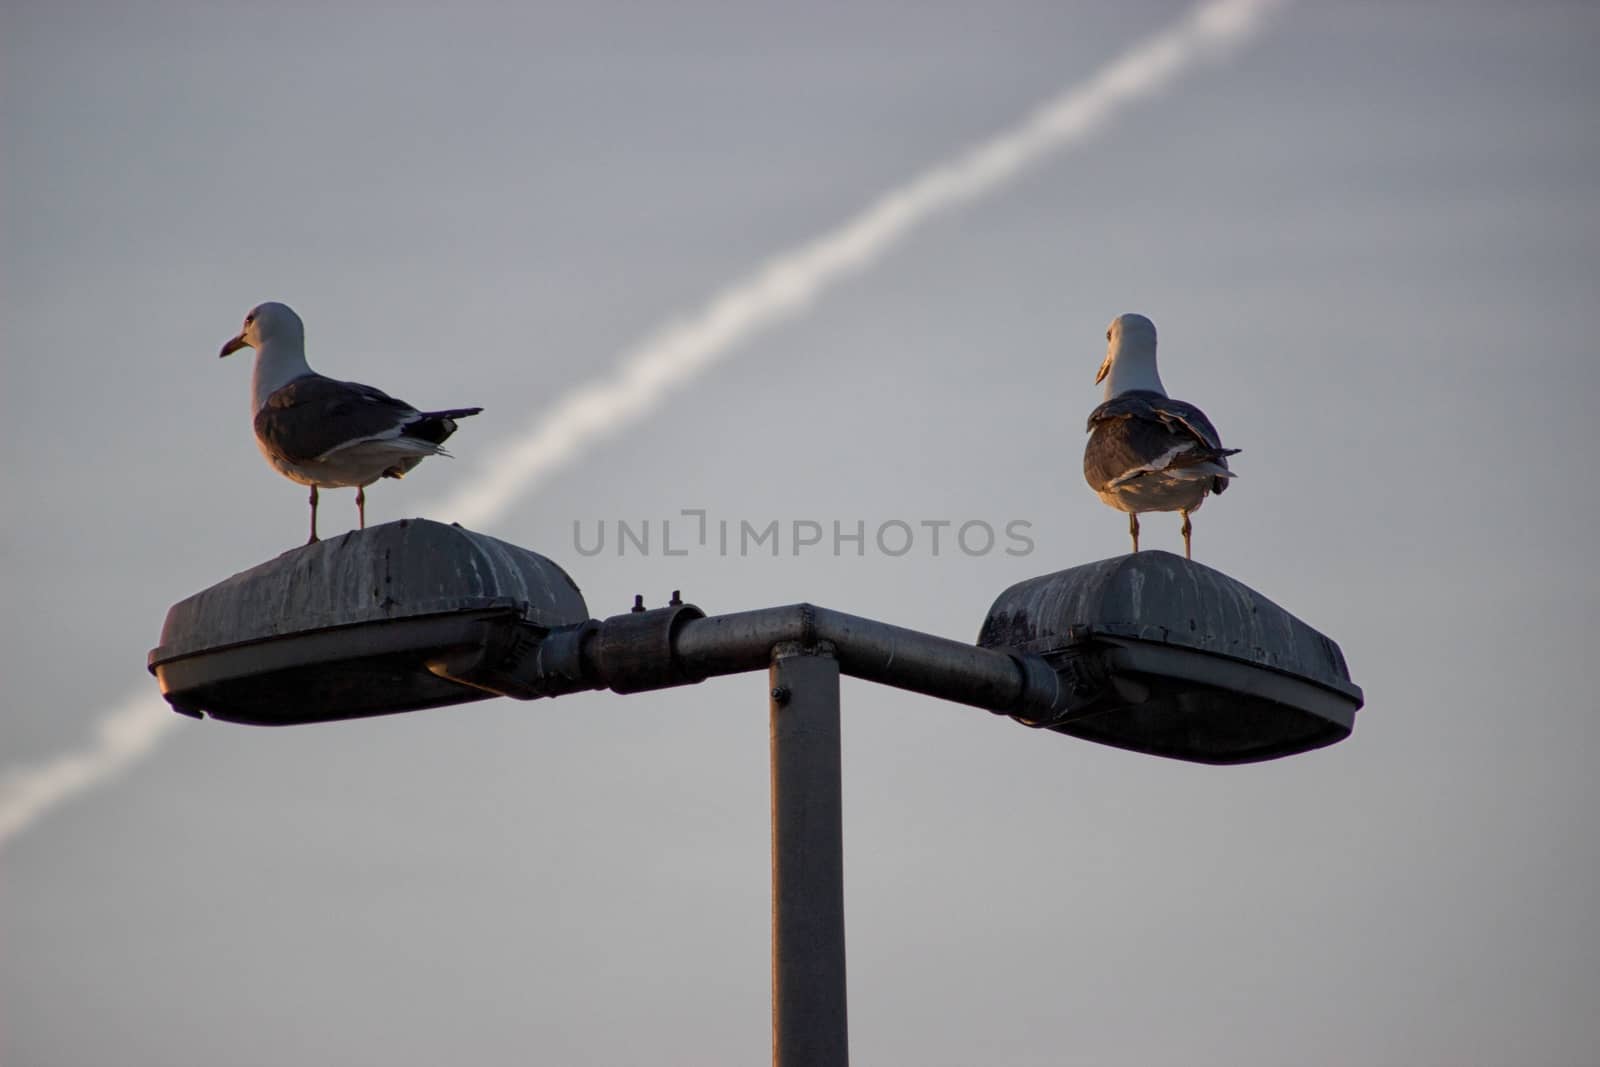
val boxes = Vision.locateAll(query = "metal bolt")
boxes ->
[669,589,683,606]
[771,686,791,705]
[630,594,645,613]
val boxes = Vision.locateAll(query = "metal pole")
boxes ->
[769,644,848,1067]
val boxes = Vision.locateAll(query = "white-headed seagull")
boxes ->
[1082,313,1238,560]
[220,302,482,545]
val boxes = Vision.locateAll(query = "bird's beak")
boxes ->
[219,334,249,358]
[1094,353,1112,385]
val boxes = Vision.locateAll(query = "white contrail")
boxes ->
[0,694,178,848]
[0,0,1287,851]
[442,0,1286,527]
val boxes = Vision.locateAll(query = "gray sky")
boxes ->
[3,1,1597,1064]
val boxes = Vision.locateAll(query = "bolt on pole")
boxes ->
[769,643,848,1067]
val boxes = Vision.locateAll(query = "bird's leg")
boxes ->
[357,486,366,530]
[1180,509,1192,560]
[1129,512,1140,553]
[307,485,320,545]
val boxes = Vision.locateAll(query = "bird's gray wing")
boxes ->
[1148,396,1227,453]
[254,375,420,466]
[1083,390,1239,492]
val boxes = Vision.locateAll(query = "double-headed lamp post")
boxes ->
[150,519,1363,1067]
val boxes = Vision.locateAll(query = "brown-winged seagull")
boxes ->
[220,302,482,544]
[1082,313,1238,560]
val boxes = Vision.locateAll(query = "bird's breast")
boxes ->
[1094,473,1211,514]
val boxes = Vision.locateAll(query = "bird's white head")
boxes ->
[1094,312,1165,399]
[219,301,303,358]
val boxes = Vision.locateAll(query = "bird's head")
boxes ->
[220,301,303,357]
[1095,312,1158,385]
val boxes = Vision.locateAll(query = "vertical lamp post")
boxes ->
[150,519,1364,1067]
[769,646,847,1066]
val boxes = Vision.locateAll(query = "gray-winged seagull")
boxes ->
[220,301,483,544]
[1082,313,1238,560]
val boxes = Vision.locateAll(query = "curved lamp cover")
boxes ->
[148,519,589,726]
[979,552,1363,765]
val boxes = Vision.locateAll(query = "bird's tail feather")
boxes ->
[402,407,482,448]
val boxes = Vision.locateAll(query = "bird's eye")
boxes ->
[245,314,255,324]
[1106,329,1112,341]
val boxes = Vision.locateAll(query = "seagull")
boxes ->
[220,302,483,545]
[1082,313,1239,560]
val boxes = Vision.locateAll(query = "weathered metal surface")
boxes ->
[592,601,707,694]
[153,517,585,648]
[148,518,588,725]
[978,551,1364,764]
[769,648,848,1067]
[980,551,1359,690]
[666,605,1064,719]
[149,526,1359,765]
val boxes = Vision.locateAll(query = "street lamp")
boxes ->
[978,551,1361,764]
[148,518,591,725]
[150,519,1364,1066]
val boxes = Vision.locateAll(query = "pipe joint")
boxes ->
[594,601,708,694]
